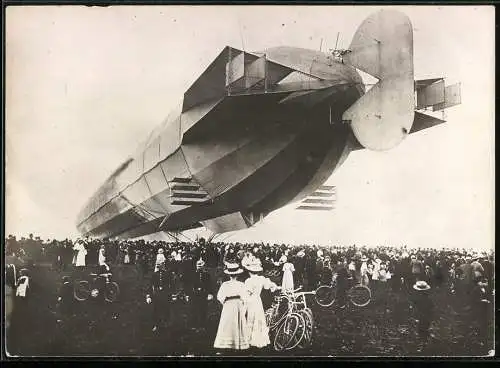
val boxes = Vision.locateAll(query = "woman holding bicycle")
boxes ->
[243,256,279,350]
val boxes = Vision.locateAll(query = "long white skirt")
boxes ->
[282,270,294,292]
[245,297,270,348]
[213,299,249,350]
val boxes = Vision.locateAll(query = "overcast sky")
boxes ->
[5,5,495,250]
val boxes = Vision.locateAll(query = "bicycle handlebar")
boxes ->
[295,290,317,296]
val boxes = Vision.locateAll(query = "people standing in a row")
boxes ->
[213,257,280,354]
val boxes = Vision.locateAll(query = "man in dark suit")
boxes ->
[190,258,213,332]
[150,262,174,332]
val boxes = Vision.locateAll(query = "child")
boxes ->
[213,262,249,352]
[412,280,434,350]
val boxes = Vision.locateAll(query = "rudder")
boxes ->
[342,10,415,151]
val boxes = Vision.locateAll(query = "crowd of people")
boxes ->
[4,233,495,354]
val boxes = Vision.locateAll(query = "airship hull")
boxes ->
[77,64,364,239]
[77,10,461,239]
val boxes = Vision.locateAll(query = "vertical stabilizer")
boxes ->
[343,10,415,151]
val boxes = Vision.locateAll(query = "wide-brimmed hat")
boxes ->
[245,258,263,272]
[224,262,243,275]
[360,255,368,262]
[413,280,431,291]
[158,248,164,254]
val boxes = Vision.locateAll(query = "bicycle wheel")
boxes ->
[273,313,303,351]
[348,285,371,307]
[283,312,306,351]
[315,285,336,307]
[271,297,292,330]
[104,282,120,302]
[74,280,91,301]
[298,310,313,348]
[303,307,314,327]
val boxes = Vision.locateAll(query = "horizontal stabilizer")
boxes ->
[319,185,335,190]
[171,198,208,206]
[169,177,209,206]
[296,206,334,211]
[170,183,200,191]
[171,177,192,184]
[296,186,336,211]
[410,111,446,134]
[302,198,335,205]
[309,191,335,198]
[171,190,208,199]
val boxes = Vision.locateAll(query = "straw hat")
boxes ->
[245,257,263,273]
[158,248,164,254]
[224,262,243,275]
[413,280,431,291]
[360,255,368,262]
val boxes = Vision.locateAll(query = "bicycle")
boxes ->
[315,275,372,308]
[267,288,304,352]
[73,272,120,302]
[283,289,316,349]
[265,287,316,351]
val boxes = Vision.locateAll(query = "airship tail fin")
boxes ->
[342,10,415,151]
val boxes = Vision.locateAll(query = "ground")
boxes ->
[5,264,494,357]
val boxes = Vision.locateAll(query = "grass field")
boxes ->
[5,263,494,357]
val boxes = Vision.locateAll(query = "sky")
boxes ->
[5,5,495,250]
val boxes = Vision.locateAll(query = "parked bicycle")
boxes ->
[265,286,316,351]
[73,272,120,302]
[315,274,372,308]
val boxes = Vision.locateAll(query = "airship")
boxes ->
[76,9,461,240]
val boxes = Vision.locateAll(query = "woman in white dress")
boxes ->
[98,245,106,266]
[360,255,370,287]
[154,249,166,272]
[281,257,295,292]
[243,257,279,349]
[73,241,87,268]
[123,247,130,264]
[214,262,249,352]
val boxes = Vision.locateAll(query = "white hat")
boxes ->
[224,262,243,275]
[245,257,263,273]
[413,280,431,291]
[158,248,164,254]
